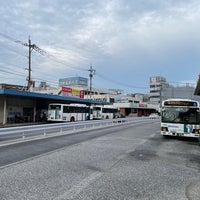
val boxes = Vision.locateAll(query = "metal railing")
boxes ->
[0,117,152,145]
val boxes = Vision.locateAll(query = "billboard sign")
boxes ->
[61,87,84,98]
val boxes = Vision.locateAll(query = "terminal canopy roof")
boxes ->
[0,88,111,106]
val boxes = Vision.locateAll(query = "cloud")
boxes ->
[1,0,200,92]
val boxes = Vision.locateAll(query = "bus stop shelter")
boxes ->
[0,88,110,125]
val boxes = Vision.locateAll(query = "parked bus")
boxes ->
[47,103,91,122]
[92,105,119,119]
[161,99,200,138]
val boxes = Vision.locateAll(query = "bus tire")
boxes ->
[70,117,75,122]
[162,135,170,139]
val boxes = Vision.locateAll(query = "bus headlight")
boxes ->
[161,127,168,131]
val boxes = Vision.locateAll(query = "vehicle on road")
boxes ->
[92,105,119,119]
[114,112,125,118]
[149,113,160,119]
[47,103,91,122]
[161,99,200,138]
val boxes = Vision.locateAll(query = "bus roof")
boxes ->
[49,103,88,107]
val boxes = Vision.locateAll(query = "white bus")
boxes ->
[161,99,200,138]
[92,105,119,119]
[47,103,91,122]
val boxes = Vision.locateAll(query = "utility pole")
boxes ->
[27,37,35,89]
[88,65,95,99]
[14,36,47,90]
[0,34,47,90]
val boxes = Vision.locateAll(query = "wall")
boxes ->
[0,97,3,124]
[2,96,35,124]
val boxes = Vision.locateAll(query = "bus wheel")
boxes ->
[162,135,169,139]
[106,116,109,119]
[70,117,75,122]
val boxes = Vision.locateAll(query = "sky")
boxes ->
[0,0,200,94]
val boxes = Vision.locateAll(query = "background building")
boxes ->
[162,83,200,102]
[149,76,200,107]
[149,76,169,105]
[59,77,88,87]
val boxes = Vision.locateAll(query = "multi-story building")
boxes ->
[162,83,200,102]
[149,76,169,105]
[149,76,200,107]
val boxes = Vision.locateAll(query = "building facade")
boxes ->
[149,76,168,105]
[59,77,88,87]
[149,76,200,107]
[162,84,200,102]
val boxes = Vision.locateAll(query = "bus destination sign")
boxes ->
[164,101,198,107]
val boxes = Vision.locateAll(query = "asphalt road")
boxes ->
[0,119,200,200]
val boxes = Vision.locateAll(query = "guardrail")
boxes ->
[0,117,153,145]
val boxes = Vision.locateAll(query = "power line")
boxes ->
[31,78,59,87]
[0,62,26,70]
[0,33,47,89]
[16,36,48,89]
[41,51,88,71]
[96,72,148,90]
[0,32,88,70]
[0,68,26,78]
[0,33,197,93]
[0,45,27,58]
[0,33,89,89]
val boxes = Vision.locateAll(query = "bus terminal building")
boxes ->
[0,87,110,125]
[0,80,159,125]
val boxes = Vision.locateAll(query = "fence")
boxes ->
[0,117,152,145]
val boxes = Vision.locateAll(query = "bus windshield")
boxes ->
[162,107,200,124]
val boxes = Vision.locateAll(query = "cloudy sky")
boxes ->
[0,0,200,93]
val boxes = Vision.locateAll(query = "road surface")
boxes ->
[0,119,200,200]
